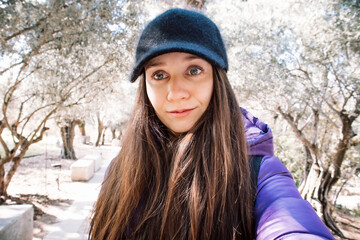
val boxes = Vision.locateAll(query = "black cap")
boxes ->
[130,8,228,82]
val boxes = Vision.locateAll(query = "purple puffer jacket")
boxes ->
[242,108,335,240]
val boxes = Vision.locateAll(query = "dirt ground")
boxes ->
[1,142,360,239]
[334,209,360,240]
[3,141,118,239]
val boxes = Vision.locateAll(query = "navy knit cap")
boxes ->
[130,8,228,82]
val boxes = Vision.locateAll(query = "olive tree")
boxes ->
[205,0,359,236]
[0,0,116,197]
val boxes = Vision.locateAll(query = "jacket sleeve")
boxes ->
[254,155,335,240]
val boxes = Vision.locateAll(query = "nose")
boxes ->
[167,77,190,102]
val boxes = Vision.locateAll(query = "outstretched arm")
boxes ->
[254,156,335,240]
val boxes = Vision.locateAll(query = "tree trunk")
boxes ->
[300,113,353,238]
[95,114,104,147]
[60,120,77,159]
[117,122,127,140]
[0,164,6,198]
[117,130,123,140]
[301,164,344,238]
[304,146,313,180]
[0,145,30,197]
[101,127,107,146]
[76,120,86,136]
[298,146,313,193]
[278,105,359,238]
[320,168,341,233]
[111,128,116,140]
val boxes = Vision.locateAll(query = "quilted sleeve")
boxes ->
[254,156,335,240]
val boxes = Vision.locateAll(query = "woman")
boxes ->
[90,8,335,240]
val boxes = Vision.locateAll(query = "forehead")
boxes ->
[145,52,208,68]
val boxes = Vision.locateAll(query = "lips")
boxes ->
[168,108,195,118]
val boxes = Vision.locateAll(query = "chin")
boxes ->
[168,125,193,135]
[171,129,190,134]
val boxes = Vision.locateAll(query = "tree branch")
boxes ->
[0,61,23,76]
[297,103,311,131]
[29,107,58,143]
[312,108,320,147]
[277,106,319,159]
[60,58,112,100]
[3,42,44,115]
[4,12,51,42]
[15,95,35,128]
[319,110,339,128]
[0,123,9,158]
[323,96,342,117]
[329,63,346,100]
[20,102,57,136]
[2,37,56,139]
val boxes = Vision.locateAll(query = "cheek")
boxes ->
[199,80,213,106]
[146,82,161,110]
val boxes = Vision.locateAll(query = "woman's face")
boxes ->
[145,52,213,134]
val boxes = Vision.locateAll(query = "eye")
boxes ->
[187,66,203,76]
[152,71,168,80]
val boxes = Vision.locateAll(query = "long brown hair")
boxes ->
[89,67,255,239]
